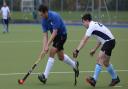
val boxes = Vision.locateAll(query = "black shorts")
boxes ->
[101,39,116,56]
[53,34,67,51]
[2,19,9,25]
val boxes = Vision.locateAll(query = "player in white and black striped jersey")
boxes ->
[73,13,120,87]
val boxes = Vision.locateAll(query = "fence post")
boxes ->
[61,0,63,12]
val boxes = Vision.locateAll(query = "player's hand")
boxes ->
[73,49,79,58]
[44,45,49,54]
[90,49,96,56]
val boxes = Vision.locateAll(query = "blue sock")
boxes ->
[93,64,102,81]
[106,64,117,79]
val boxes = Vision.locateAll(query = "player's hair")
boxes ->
[82,13,92,21]
[38,4,48,13]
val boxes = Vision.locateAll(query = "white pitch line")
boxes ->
[114,86,123,88]
[0,69,128,76]
[0,41,41,43]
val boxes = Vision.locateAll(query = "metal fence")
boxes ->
[0,0,128,11]
[0,0,128,23]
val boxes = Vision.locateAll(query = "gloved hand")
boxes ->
[73,49,79,58]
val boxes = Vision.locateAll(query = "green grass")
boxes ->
[0,24,128,89]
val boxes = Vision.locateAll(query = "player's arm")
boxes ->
[8,11,11,18]
[0,8,2,15]
[8,7,11,19]
[48,29,57,45]
[43,32,48,51]
[73,35,89,58]
[39,32,48,59]
[44,15,60,52]
[77,36,89,51]
[90,41,101,56]
[44,29,57,52]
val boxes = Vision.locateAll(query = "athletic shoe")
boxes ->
[109,76,120,86]
[86,76,96,87]
[73,61,79,78]
[38,74,47,84]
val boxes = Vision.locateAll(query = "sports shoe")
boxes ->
[86,76,96,87]
[109,76,120,86]
[38,74,47,84]
[73,61,79,78]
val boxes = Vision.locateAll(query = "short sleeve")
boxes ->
[42,20,47,32]
[85,27,93,37]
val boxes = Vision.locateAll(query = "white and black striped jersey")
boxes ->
[85,21,115,44]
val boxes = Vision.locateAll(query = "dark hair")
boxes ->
[82,13,92,21]
[38,4,48,13]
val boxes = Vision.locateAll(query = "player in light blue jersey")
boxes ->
[38,4,79,85]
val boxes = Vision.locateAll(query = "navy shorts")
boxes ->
[101,39,116,56]
[53,34,67,51]
[2,19,9,25]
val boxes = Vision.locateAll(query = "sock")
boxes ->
[63,54,76,68]
[6,25,9,32]
[3,25,6,32]
[106,64,117,79]
[43,57,55,78]
[93,64,102,81]
[5,25,8,32]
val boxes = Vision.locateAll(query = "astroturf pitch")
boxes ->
[0,24,127,89]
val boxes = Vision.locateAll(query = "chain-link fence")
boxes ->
[0,0,128,22]
[0,0,128,12]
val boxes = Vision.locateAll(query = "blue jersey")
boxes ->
[42,11,67,35]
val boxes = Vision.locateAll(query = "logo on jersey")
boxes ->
[51,22,53,25]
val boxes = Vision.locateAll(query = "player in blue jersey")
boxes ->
[37,4,79,84]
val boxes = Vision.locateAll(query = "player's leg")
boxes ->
[57,50,76,69]
[86,51,103,87]
[44,47,57,78]
[57,34,79,85]
[54,34,75,69]
[102,52,120,86]
[102,40,120,86]
[4,19,8,33]
[57,50,79,85]
[56,34,79,77]
[2,19,6,33]
[6,19,9,32]
[38,47,57,84]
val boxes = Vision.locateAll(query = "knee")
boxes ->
[103,61,109,67]
[96,56,102,65]
[49,48,57,58]
[58,55,64,61]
